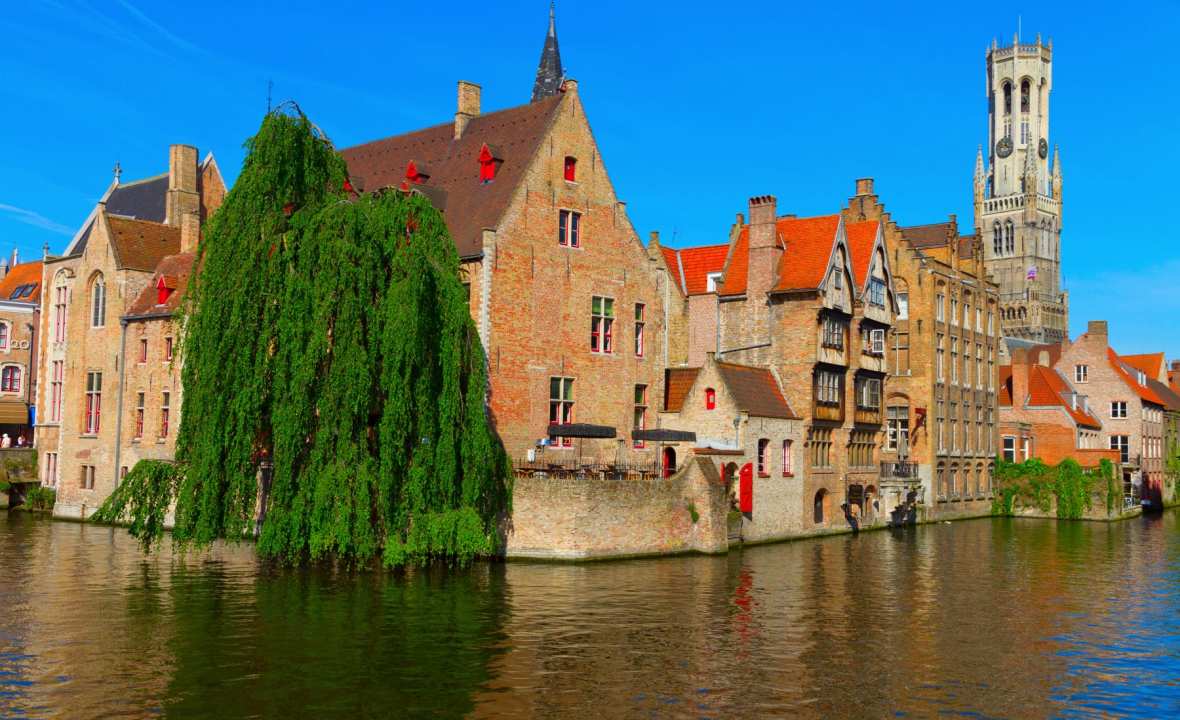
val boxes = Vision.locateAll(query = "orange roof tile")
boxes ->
[718,229,749,297]
[107,215,181,272]
[664,368,700,412]
[844,220,878,289]
[1026,365,1102,428]
[1108,348,1165,406]
[0,262,42,304]
[659,247,681,292]
[773,215,842,293]
[1120,353,1165,382]
[998,366,1013,406]
[677,244,729,295]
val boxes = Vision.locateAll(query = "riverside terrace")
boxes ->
[511,423,696,481]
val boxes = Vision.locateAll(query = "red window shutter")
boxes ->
[564,156,576,182]
[479,145,496,182]
[739,463,753,513]
[705,388,716,410]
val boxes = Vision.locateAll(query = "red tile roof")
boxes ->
[664,368,700,412]
[844,220,878,289]
[998,366,1013,406]
[125,253,195,318]
[1027,365,1102,428]
[716,362,797,419]
[719,214,843,297]
[662,244,729,296]
[0,262,42,304]
[340,95,564,259]
[1120,353,1165,382]
[107,215,181,272]
[1108,348,1166,406]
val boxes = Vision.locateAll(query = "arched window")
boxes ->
[992,223,1002,256]
[937,462,947,500]
[705,387,716,410]
[563,156,577,182]
[53,271,70,343]
[813,489,828,524]
[662,447,677,478]
[1002,82,1012,115]
[1,366,21,393]
[90,274,106,329]
[1020,79,1030,113]
[949,465,959,499]
[1004,221,1015,255]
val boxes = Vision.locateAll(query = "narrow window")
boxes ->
[869,278,886,307]
[0,366,20,393]
[138,338,148,363]
[896,292,908,320]
[634,303,645,357]
[633,384,647,448]
[590,296,614,353]
[160,391,171,438]
[548,377,574,447]
[1002,436,1016,462]
[1074,365,1088,383]
[164,336,174,362]
[134,392,144,439]
[1021,79,1030,113]
[558,209,581,247]
[781,439,792,476]
[84,371,102,434]
[91,275,105,328]
[757,438,770,477]
[0,324,9,351]
[936,293,945,322]
[1003,82,1012,116]
[563,156,577,182]
[54,284,68,343]
[705,387,716,410]
[50,361,62,421]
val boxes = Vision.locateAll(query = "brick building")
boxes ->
[38,145,224,517]
[842,179,1001,519]
[658,353,803,540]
[1054,321,1167,507]
[997,347,1118,470]
[0,256,43,444]
[340,11,667,464]
[651,238,728,368]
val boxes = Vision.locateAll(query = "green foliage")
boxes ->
[20,485,56,512]
[992,456,1113,520]
[0,480,9,493]
[109,106,511,567]
[687,502,700,524]
[92,461,180,549]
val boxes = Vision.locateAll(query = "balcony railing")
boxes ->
[881,461,918,479]
[512,456,663,481]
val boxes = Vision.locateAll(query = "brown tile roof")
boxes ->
[340,95,564,259]
[664,368,700,412]
[716,362,797,419]
[957,235,979,260]
[1147,378,1180,412]
[0,262,43,304]
[901,221,954,249]
[124,253,194,318]
[998,366,1013,406]
[106,215,181,272]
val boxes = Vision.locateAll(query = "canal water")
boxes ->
[2,511,1179,719]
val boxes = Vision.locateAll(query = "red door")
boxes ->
[739,462,753,513]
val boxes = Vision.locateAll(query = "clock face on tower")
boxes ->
[996,137,1013,158]
[1038,138,1048,158]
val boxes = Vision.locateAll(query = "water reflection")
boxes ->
[3,511,1179,718]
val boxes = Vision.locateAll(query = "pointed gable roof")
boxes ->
[1109,348,1166,406]
[718,214,843,297]
[341,95,564,259]
[845,220,879,290]
[531,3,565,102]
[1027,365,1102,428]
[716,362,797,419]
[664,367,700,412]
[661,244,729,296]
[124,253,195,318]
[106,215,181,272]
[1121,353,1165,383]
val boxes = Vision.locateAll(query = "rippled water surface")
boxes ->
[3,511,1180,718]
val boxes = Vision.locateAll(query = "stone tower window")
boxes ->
[1003,82,1012,115]
[1020,79,1030,113]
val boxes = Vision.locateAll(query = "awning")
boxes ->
[0,399,29,425]
[547,423,616,439]
[632,428,696,442]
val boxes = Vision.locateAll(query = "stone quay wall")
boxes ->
[505,456,729,560]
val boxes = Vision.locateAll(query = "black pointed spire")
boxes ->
[531,2,564,102]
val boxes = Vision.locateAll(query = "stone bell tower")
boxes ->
[974,32,1067,345]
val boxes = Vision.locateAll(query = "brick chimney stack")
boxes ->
[166,144,200,227]
[1086,320,1108,339]
[855,178,875,196]
[180,211,200,254]
[455,81,481,139]
[1010,347,1030,407]
[747,195,780,298]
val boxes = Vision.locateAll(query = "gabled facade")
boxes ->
[0,256,43,443]
[37,145,225,517]
[339,27,667,464]
[650,237,729,367]
[843,179,1001,519]
[1055,321,1168,507]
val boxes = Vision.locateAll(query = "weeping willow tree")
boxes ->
[96,107,511,566]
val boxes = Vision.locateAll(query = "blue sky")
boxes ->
[2,1,1178,357]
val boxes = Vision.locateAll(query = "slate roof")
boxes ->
[531,4,564,102]
[661,244,729,296]
[340,95,564,259]
[74,175,168,255]
[716,362,797,419]
[719,214,843,297]
[106,216,181,272]
[125,253,194,318]
[664,368,700,412]
[0,262,43,304]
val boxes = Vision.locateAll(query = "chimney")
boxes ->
[747,195,780,297]
[0,260,9,280]
[855,178,874,196]
[1086,320,1108,339]
[166,144,200,226]
[10,248,17,269]
[648,230,660,249]
[1172,360,1180,372]
[562,78,578,94]
[1010,347,1030,407]
[180,211,200,254]
[455,81,481,139]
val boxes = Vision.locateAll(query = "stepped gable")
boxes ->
[340,95,564,259]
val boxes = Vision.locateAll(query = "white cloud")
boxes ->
[0,203,74,236]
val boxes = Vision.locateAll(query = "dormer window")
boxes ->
[564,156,577,182]
[705,388,716,410]
[156,276,173,306]
[1137,371,1146,386]
[706,272,723,293]
[832,268,842,290]
[479,144,501,184]
[405,160,429,185]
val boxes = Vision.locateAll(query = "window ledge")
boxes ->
[78,434,98,439]
[130,438,141,444]
[782,473,795,478]
[156,438,168,444]
[758,473,770,479]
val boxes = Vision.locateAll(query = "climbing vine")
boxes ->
[991,457,1116,520]
[96,107,511,566]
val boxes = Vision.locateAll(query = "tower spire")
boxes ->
[531,2,564,102]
